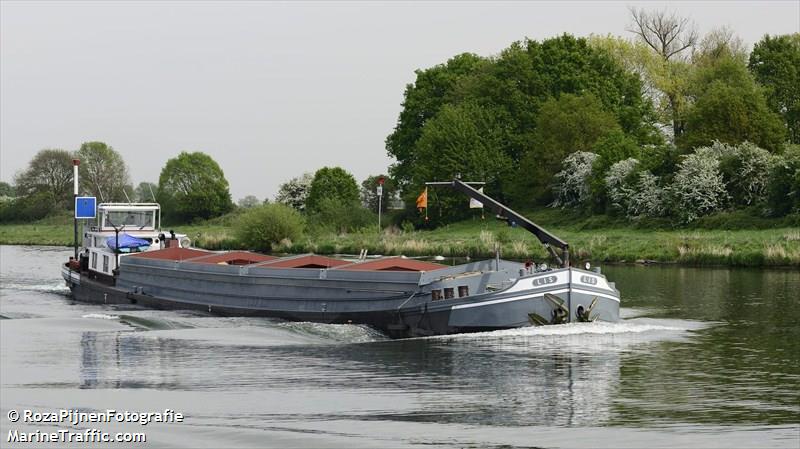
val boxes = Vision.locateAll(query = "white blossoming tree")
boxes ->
[628,171,666,218]
[551,152,598,208]
[605,158,666,218]
[605,158,639,213]
[274,172,313,212]
[720,141,775,206]
[670,147,728,222]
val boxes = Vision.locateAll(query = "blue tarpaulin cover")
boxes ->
[106,233,150,252]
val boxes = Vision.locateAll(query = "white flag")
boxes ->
[469,187,484,209]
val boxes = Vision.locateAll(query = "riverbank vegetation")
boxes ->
[1,9,798,267]
[2,207,797,267]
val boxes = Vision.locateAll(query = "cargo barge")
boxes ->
[62,180,620,338]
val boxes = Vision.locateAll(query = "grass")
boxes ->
[2,209,798,267]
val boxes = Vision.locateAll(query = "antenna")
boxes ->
[123,188,132,203]
[147,183,157,202]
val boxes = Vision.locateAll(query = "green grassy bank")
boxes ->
[2,209,798,267]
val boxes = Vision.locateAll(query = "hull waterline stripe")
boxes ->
[451,287,619,310]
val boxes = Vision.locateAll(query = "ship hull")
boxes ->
[62,261,620,339]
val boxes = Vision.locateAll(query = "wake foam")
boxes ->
[1,282,70,294]
[81,313,120,320]
[427,317,711,353]
[279,321,389,344]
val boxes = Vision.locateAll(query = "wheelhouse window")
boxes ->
[102,255,109,273]
[102,210,155,230]
[91,252,97,269]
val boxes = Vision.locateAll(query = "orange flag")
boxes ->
[416,187,428,210]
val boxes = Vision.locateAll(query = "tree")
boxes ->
[386,53,488,187]
[551,151,598,208]
[407,102,513,221]
[133,182,158,202]
[680,55,787,152]
[588,35,664,104]
[305,167,360,213]
[274,173,313,211]
[237,195,260,209]
[627,7,698,140]
[14,148,74,208]
[76,142,130,202]
[518,93,620,205]
[749,34,800,144]
[360,175,398,213]
[0,181,14,199]
[157,152,233,222]
[386,34,659,202]
[695,26,748,64]
[588,130,641,211]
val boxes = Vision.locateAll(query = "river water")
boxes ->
[0,245,798,448]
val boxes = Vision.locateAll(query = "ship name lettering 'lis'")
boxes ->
[532,276,557,287]
[580,275,598,285]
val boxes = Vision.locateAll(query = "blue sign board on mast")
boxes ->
[75,197,97,219]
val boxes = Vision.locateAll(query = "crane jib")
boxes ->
[424,180,570,268]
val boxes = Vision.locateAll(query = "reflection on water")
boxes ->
[1,246,799,448]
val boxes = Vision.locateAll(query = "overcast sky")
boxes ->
[2,1,798,200]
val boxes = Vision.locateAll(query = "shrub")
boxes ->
[670,146,728,222]
[551,151,598,208]
[0,191,54,223]
[588,131,641,211]
[719,141,775,206]
[400,220,415,234]
[308,197,376,234]
[628,171,666,218]
[605,158,639,214]
[234,203,305,252]
[766,144,800,216]
[604,158,666,219]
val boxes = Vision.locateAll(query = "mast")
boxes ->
[425,180,570,267]
[73,159,80,260]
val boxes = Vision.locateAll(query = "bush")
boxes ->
[766,144,800,216]
[628,171,666,218]
[551,151,598,208]
[307,197,376,234]
[670,146,728,222]
[234,203,305,252]
[605,158,639,214]
[718,141,775,206]
[0,191,54,223]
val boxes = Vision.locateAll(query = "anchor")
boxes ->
[528,293,570,325]
[576,297,599,322]
[545,293,569,324]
